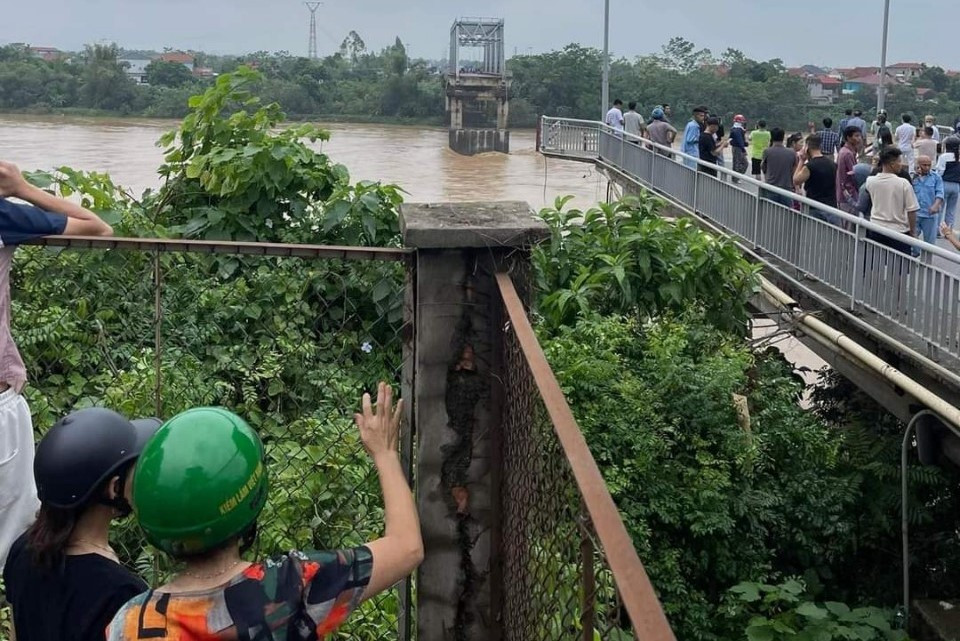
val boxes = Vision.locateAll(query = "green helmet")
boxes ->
[132,408,268,556]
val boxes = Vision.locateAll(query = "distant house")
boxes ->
[842,73,898,95]
[192,66,216,80]
[29,46,65,62]
[916,87,934,101]
[808,75,842,104]
[121,58,151,84]
[158,51,195,71]
[889,62,924,82]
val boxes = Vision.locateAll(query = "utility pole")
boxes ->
[877,0,890,113]
[306,2,322,59]
[601,0,610,120]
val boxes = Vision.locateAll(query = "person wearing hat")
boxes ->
[682,106,709,169]
[3,409,162,641]
[107,382,423,641]
[730,115,749,178]
[647,107,677,156]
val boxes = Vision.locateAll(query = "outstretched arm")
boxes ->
[357,382,423,602]
[0,161,112,237]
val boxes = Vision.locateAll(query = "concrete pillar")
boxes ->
[450,97,463,130]
[401,202,549,641]
[496,99,509,130]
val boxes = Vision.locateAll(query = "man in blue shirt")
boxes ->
[0,160,113,569]
[913,154,945,245]
[683,105,708,170]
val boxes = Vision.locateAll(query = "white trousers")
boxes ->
[0,388,39,571]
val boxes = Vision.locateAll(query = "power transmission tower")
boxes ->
[305,2,322,59]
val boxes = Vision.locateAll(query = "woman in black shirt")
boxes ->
[3,409,160,641]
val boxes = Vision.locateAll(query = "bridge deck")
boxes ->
[540,117,960,412]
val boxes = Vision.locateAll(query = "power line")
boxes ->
[305,2,322,59]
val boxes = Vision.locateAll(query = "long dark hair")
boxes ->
[27,504,81,571]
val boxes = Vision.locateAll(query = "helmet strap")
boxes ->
[99,471,133,518]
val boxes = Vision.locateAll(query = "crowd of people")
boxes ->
[604,99,960,253]
[0,160,423,640]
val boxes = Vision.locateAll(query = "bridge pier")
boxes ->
[446,18,511,155]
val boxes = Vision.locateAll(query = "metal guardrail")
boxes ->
[498,270,675,641]
[541,116,960,362]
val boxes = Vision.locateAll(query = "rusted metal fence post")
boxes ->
[401,202,549,641]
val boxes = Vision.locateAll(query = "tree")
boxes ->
[339,31,367,63]
[660,36,714,73]
[79,43,136,111]
[145,60,194,88]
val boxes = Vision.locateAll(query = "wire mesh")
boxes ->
[500,274,635,641]
[9,241,413,639]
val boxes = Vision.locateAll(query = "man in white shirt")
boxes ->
[623,102,646,142]
[605,99,625,133]
[925,115,941,143]
[895,113,917,174]
[859,146,919,256]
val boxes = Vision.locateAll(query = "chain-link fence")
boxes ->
[10,237,415,639]
[497,271,676,641]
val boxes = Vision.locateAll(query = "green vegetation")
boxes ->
[1,69,959,641]
[4,35,960,129]
[533,198,960,640]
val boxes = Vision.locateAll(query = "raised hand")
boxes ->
[355,382,403,459]
[0,161,28,199]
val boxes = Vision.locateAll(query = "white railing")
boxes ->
[541,116,960,361]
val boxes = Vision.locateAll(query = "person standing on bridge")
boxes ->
[817,118,841,161]
[647,107,677,155]
[761,128,797,207]
[698,117,727,178]
[935,136,960,233]
[0,160,113,571]
[623,102,647,143]
[749,120,771,181]
[858,146,919,255]
[896,114,917,174]
[793,134,838,224]
[605,99,625,134]
[911,155,944,246]
[849,111,868,150]
[682,106,708,169]
[836,126,863,220]
[925,115,941,144]
[730,115,749,178]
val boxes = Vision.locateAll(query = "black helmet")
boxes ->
[35,409,163,509]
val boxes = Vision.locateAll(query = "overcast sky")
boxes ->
[2,0,957,69]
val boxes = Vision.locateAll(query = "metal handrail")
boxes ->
[541,115,960,362]
[542,116,960,263]
[25,235,412,260]
[497,271,677,641]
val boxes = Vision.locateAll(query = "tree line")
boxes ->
[2,36,960,130]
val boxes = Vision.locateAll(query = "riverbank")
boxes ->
[0,107,540,129]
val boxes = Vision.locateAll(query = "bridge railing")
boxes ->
[497,270,675,641]
[541,116,960,362]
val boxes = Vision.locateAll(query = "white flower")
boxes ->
[361,342,373,354]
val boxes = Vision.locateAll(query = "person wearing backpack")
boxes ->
[3,409,162,641]
[107,382,423,641]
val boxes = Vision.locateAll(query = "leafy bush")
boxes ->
[723,580,906,641]
[0,69,407,640]
[533,196,760,333]
[543,313,868,640]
